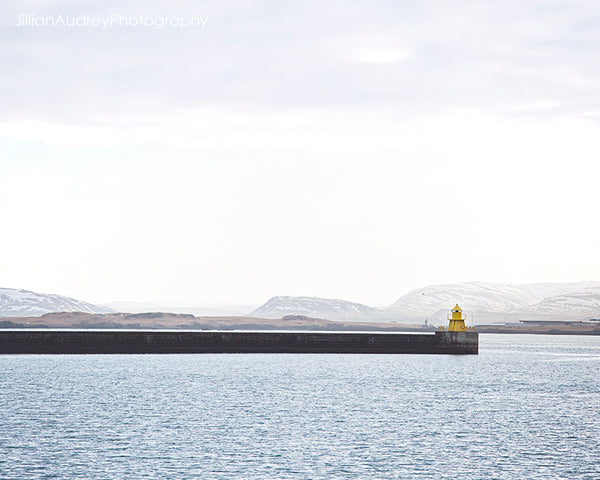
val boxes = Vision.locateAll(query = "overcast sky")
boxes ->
[1,0,599,307]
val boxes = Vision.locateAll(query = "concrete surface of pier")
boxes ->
[0,330,478,354]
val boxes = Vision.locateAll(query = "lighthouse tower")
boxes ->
[447,304,467,331]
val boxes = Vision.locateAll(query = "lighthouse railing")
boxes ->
[438,325,476,331]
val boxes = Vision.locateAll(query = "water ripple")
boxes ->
[1,334,599,479]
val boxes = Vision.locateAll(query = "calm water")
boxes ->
[1,334,599,479]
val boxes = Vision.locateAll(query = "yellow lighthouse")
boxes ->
[447,304,467,331]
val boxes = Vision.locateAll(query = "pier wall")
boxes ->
[0,330,478,354]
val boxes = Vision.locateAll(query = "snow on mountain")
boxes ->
[509,291,600,321]
[388,281,600,324]
[0,288,113,317]
[4,281,599,323]
[252,282,600,324]
[518,281,600,301]
[389,282,538,322]
[251,296,382,321]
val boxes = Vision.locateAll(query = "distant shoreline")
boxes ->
[475,324,600,335]
[0,312,433,333]
[0,312,599,335]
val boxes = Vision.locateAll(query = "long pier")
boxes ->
[0,330,478,354]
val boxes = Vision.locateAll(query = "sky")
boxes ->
[1,0,599,308]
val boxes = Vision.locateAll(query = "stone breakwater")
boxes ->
[0,330,478,354]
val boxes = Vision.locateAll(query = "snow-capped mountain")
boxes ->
[253,282,600,324]
[0,288,113,317]
[251,296,382,321]
[388,282,537,322]
[4,281,600,323]
[508,291,600,321]
[388,281,600,324]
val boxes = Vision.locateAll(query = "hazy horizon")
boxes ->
[3,279,600,316]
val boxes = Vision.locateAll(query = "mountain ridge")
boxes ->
[2,282,600,324]
[255,281,600,324]
[0,288,113,317]
[251,296,383,321]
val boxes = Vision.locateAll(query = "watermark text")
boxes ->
[14,13,208,30]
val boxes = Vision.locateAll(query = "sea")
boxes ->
[1,333,599,479]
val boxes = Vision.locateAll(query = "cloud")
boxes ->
[0,0,599,122]
[353,47,413,64]
[324,34,414,64]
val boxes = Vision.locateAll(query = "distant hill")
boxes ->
[252,282,600,324]
[508,290,600,321]
[0,311,424,332]
[388,281,600,324]
[3,281,600,324]
[251,296,384,321]
[0,288,113,317]
[105,301,259,317]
